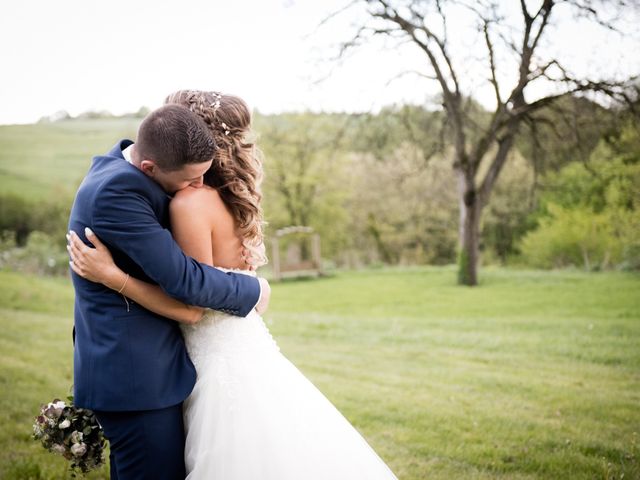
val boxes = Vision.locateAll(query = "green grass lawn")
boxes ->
[1,266,639,479]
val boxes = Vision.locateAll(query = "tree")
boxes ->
[332,0,639,284]
[346,106,459,265]
[521,120,640,270]
[256,112,353,259]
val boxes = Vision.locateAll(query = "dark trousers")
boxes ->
[94,403,186,480]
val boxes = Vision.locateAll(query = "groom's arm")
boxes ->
[89,172,260,317]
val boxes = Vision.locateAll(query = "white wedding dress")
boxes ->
[180,270,398,479]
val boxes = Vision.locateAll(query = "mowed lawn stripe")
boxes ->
[0,267,638,479]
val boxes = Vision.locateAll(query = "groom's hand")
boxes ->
[255,277,271,315]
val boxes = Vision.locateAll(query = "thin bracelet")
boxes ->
[117,274,130,294]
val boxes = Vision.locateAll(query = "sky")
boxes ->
[1,0,638,125]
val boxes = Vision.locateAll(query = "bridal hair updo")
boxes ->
[165,90,267,267]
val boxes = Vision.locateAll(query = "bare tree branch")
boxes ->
[482,19,502,108]
[384,70,438,86]
[367,0,470,162]
[316,0,360,30]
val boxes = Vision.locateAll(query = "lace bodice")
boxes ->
[180,268,279,370]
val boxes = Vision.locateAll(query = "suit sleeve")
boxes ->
[90,173,260,317]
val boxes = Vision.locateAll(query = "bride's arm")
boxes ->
[68,229,204,324]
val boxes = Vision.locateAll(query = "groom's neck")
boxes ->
[129,145,143,169]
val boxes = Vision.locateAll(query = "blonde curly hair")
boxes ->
[165,90,267,267]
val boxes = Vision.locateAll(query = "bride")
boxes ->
[68,90,398,479]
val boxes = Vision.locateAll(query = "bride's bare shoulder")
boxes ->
[172,185,219,201]
[170,185,230,221]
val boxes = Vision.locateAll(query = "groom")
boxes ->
[67,104,269,479]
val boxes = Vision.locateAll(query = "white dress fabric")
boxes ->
[180,269,398,480]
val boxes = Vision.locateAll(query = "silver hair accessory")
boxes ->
[209,92,229,134]
[209,92,222,112]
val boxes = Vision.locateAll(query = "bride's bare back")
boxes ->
[170,185,247,270]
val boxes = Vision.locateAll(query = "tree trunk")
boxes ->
[367,213,395,264]
[581,246,591,271]
[457,169,481,286]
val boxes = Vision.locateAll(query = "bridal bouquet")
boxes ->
[33,397,106,475]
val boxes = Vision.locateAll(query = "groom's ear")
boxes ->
[140,160,156,177]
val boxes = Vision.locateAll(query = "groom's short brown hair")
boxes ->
[136,104,216,171]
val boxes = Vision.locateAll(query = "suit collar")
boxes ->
[103,139,172,201]
[107,139,134,159]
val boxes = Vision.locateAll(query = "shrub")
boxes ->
[0,231,68,276]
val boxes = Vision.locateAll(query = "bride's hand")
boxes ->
[67,228,127,291]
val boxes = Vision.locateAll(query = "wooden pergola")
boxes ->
[270,226,322,281]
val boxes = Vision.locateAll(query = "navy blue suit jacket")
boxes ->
[69,140,260,411]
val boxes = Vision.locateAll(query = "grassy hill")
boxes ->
[0,118,140,201]
[1,266,639,479]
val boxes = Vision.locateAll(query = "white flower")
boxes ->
[51,444,67,455]
[70,430,83,444]
[46,400,65,411]
[44,401,65,419]
[70,442,87,457]
[59,419,71,429]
